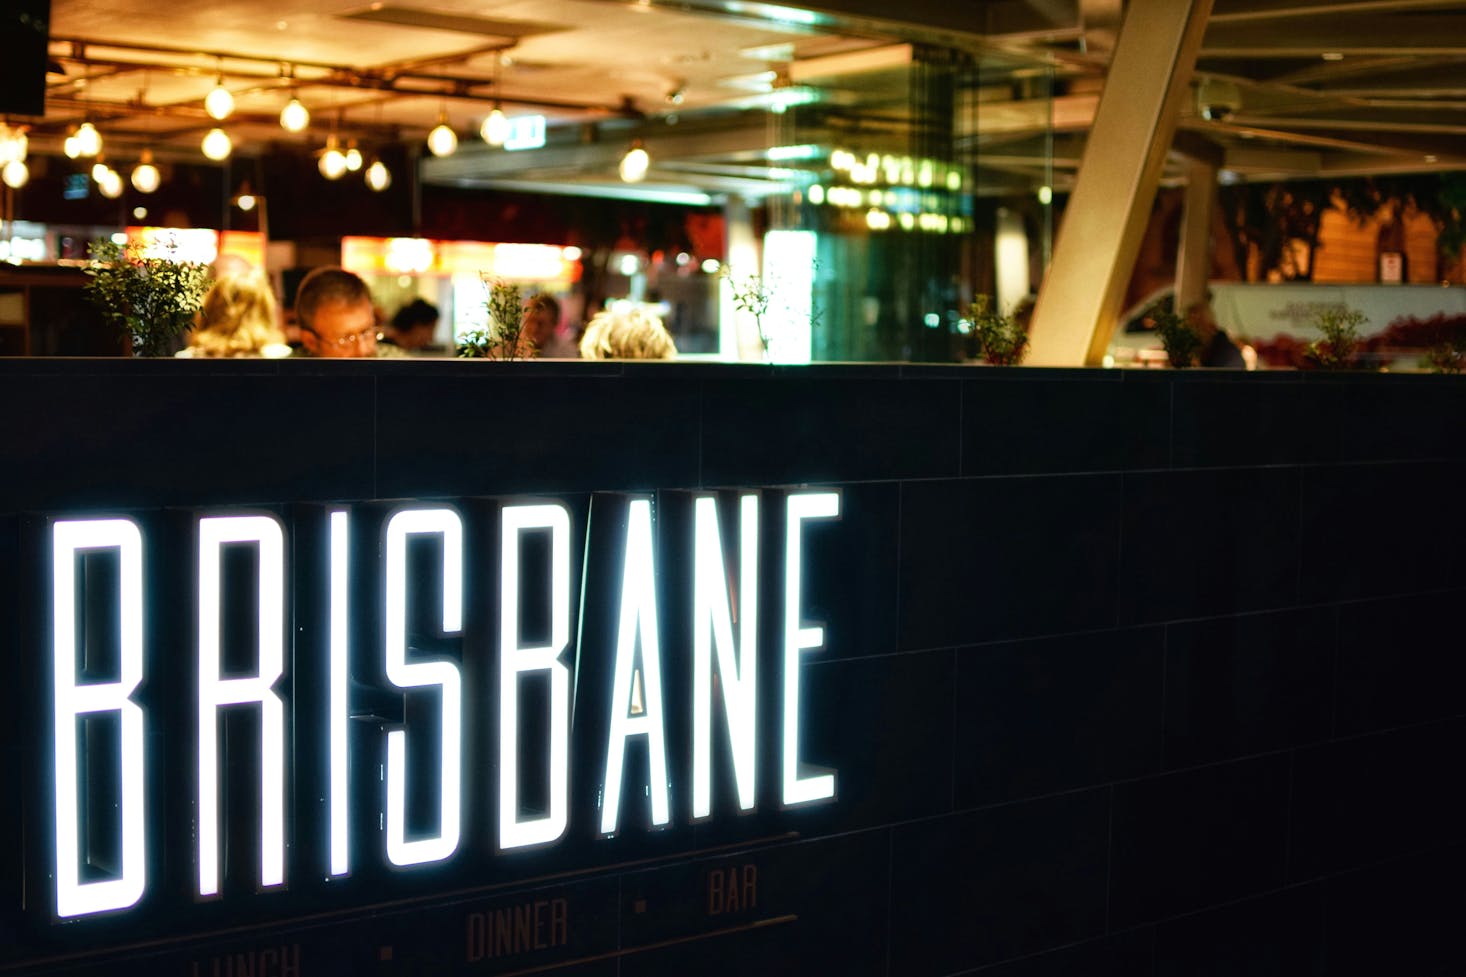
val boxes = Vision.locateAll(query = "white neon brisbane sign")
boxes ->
[692,493,759,819]
[52,519,147,919]
[196,515,287,898]
[45,490,842,919]
[383,508,464,868]
[600,498,672,836]
[499,504,573,851]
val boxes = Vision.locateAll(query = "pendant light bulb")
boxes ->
[64,135,80,159]
[319,136,347,180]
[427,114,457,157]
[74,122,102,158]
[205,82,234,121]
[98,168,124,199]
[1,159,28,189]
[344,143,363,172]
[619,142,650,183]
[91,160,110,183]
[365,159,391,191]
[280,95,309,133]
[201,127,233,161]
[131,150,160,194]
[481,107,509,146]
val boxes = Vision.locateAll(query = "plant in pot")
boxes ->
[1306,306,1366,370]
[969,295,1029,366]
[456,275,534,360]
[83,238,211,357]
[1148,301,1200,368]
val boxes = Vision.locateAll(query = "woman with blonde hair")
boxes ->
[578,307,676,360]
[180,270,291,358]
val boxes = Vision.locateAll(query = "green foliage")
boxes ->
[1306,305,1366,370]
[723,267,774,353]
[83,238,211,357]
[968,295,1028,366]
[1149,302,1200,368]
[456,275,533,360]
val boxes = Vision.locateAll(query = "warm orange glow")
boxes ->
[341,236,581,282]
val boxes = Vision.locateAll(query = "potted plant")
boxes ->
[1306,306,1366,370]
[969,295,1029,366]
[456,275,534,360]
[83,238,211,357]
[1148,301,1201,368]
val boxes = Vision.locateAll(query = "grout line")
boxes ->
[884,827,895,977]
[1104,784,1115,934]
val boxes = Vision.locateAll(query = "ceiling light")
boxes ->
[91,160,110,183]
[280,95,309,133]
[319,137,348,179]
[1321,52,1344,61]
[481,107,509,146]
[201,127,233,161]
[365,159,391,191]
[1,159,28,189]
[205,82,234,121]
[236,194,256,211]
[619,141,649,183]
[73,122,102,158]
[64,135,80,159]
[98,168,124,199]
[344,142,363,171]
[0,124,26,166]
[131,151,160,193]
[427,114,458,157]
[1037,185,1053,205]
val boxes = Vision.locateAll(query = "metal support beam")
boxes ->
[1175,157,1218,315]
[1027,0,1213,366]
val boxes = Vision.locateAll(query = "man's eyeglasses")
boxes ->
[308,326,376,348]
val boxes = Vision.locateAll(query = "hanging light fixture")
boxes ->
[91,158,110,183]
[1,159,28,189]
[344,140,363,172]
[201,127,233,161]
[130,150,160,193]
[280,93,309,133]
[73,121,102,158]
[318,134,347,179]
[619,140,649,183]
[97,168,124,199]
[427,110,457,157]
[64,134,81,159]
[364,158,391,191]
[0,123,27,166]
[480,107,509,146]
[205,60,234,120]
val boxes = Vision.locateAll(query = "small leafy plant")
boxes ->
[723,268,774,353]
[1306,306,1366,370]
[968,295,1029,366]
[83,238,211,357]
[457,275,534,360]
[1149,301,1200,368]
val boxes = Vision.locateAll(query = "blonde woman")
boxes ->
[179,270,291,358]
[578,307,676,360]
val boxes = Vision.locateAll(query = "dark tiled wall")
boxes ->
[2,360,1464,976]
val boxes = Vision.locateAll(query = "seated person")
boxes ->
[578,307,677,360]
[1186,298,1245,369]
[385,298,442,352]
[295,267,379,358]
[179,270,291,358]
[522,293,578,358]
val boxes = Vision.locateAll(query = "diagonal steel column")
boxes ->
[1026,0,1214,366]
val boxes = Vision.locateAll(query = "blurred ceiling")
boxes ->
[26,0,1466,201]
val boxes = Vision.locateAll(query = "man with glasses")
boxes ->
[295,267,379,358]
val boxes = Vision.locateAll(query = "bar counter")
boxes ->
[2,358,1464,976]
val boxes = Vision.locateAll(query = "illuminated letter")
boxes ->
[692,494,758,819]
[197,515,286,897]
[599,499,670,835]
[384,508,463,867]
[782,492,838,806]
[498,503,572,850]
[329,510,350,877]
[52,519,146,919]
